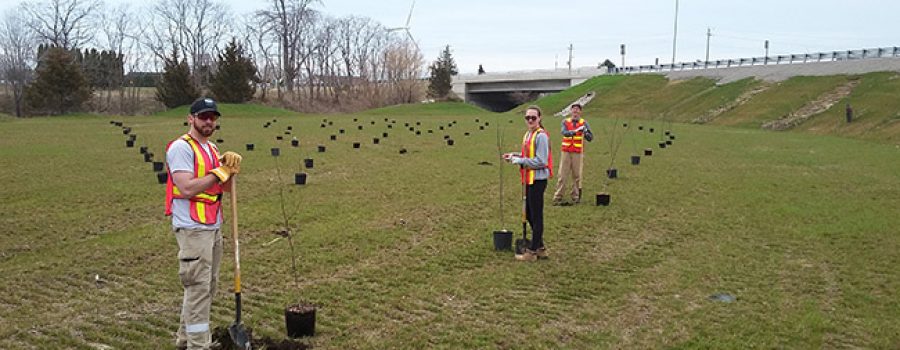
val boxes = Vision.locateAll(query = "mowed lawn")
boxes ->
[0,103,898,349]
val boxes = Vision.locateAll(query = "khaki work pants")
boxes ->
[174,228,223,350]
[553,151,584,202]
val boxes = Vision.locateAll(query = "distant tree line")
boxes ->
[0,0,427,117]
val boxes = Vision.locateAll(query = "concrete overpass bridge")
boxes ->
[451,68,604,112]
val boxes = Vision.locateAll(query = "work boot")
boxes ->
[535,247,549,259]
[515,249,537,261]
[552,199,563,206]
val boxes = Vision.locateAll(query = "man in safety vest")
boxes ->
[553,103,593,205]
[166,97,242,350]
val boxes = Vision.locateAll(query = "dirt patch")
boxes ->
[212,326,309,350]
[762,78,860,130]
[693,83,770,124]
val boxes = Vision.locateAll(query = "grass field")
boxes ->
[1,92,899,348]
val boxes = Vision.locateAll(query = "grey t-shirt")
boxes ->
[166,139,222,230]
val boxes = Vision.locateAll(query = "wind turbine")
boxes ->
[387,0,420,53]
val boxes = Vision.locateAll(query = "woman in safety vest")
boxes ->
[503,105,553,261]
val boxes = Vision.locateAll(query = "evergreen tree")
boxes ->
[156,48,199,109]
[210,38,257,103]
[24,46,92,115]
[427,45,458,99]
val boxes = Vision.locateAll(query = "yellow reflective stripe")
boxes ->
[196,201,207,223]
[184,138,206,176]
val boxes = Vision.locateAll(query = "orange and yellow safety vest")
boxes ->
[520,127,554,185]
[561,117,585,153]
[165,134,223,225]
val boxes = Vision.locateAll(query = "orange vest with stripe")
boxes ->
[561,117,585,153]
[165,134,223,225]
[520,127,554,185]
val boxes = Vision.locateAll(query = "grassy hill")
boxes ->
[1,101,898,348]
[524,71,900,145]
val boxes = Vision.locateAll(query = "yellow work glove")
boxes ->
[219,151,243,168]
[209,164,239,183]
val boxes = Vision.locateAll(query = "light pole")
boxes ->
[671,0,679,70]
[765,40,769,65]
[620,44,626,68]
[705,27,711,67]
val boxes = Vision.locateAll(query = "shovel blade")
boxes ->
[514,238,531,255]
[228,323,251,350]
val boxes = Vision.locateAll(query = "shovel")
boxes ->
[514,173,531,255]
[228,176,252,349]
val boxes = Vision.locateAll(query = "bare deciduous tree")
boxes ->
[21,0,102,49]
[0,11,37,117]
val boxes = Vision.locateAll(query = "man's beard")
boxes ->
[195,124,215,137]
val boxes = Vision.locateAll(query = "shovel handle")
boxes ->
[230,176,241,294]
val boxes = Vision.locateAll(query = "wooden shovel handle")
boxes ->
[230,176,241,294]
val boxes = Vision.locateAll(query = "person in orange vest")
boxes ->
[553,103,593,205]
[503,105,553,261]
[166,97,242,350]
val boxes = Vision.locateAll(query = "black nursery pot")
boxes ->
[666,140,673,145]
[596,193,611,206]
[340,129,345,134]
[126,140,134,147]
[358,126,363,130]
[665,130,671,135]
[644,148,653,156]
[318,145,326,152]
[479,126,484,130]
[416,131,421,135]
[271,148,280,156]
[144,153,153,162]
[630,155,641,165]
[156,171,168,184]
[320,124,326,128]
[215,125,221,130]
[399,148,407,154]
[246,143,255,151]
[353,118,358,122]
[139,146,148,154]
[439,126,444,130]
[606,168,618,179]
[285,304,317,338]
[304,158,314,168]
[373,138,379,144]
[153,161,165,172]
[122,128,131,135]
[276,136,283,140]
[294,172,307,185]
[128,134,137,141]
[464,132,470,136]
[287,126,293,131]
[443,135,450,139]
[447,139,454,146]
[216,138,224,144]
[291,139,299,147]
[330,135,337,140]
[353,142,361,148]
[659,141,667,149]
[427,130,433,134]
[669,135,676,140]
[492,230,513,251]
[638,126,644,130]
[649,128,655,133]
[388,125,393,129]
[383,132,388,138]
[370,121,375,125]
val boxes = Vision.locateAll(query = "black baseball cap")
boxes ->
[190,97,221,116]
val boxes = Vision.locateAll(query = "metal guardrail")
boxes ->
[606,46,900,74]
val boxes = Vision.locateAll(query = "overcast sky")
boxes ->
[4,0,898,74]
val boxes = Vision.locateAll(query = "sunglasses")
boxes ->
[524,115,538,122]
[194,113,219,121]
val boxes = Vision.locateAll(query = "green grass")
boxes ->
[361,101,488,116]
[712,75,851,128]
[800,72,900,143]
[1,103,899,349]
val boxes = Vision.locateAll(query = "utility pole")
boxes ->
[620,44,626,68]
[705,27,711,66]
[765,40,770,65]
[555,54,558,70]
[567,43,573,74]
[671,0,679,70]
